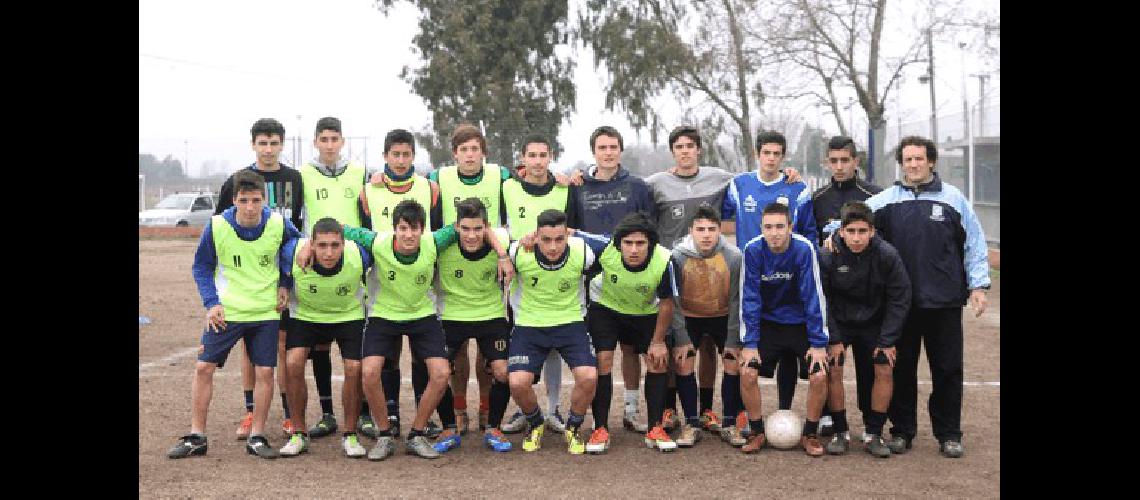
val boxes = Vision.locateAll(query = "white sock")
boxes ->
[624,389,639,415]
[544,351,562,412]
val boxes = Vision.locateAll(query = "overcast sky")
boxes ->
[139,0,998,177]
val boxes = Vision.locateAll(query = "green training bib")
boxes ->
[299,162,365,236]
[436,227,509,321]
[211,213,284,322]
[501,178,569,240]
[364,173,433,232]
[437,165,502,227]
[512,237,586,327]
[593,243,670,315]
[367,232,437,320]
[290,240,366,323]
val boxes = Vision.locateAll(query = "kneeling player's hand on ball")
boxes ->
[206,305,226,332]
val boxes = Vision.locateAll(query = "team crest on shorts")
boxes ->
[416,274,428,285]
[558,278,574,292]
[494,339,507,352]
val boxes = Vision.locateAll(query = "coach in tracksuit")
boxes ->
[811,136,882,245]
[818,201,911,458]
[855,136,990,459]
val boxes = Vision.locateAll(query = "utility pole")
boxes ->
[972,74,990,135]
[183,139,189,177]
[925,28,938,144]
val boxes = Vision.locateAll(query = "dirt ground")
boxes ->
[140,239,1000,498]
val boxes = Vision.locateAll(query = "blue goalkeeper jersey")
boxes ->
[722,172,817,247]
[738,233,829,349]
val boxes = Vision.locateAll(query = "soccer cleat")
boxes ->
[367,436,396,461]
[886,434,912,454]
[424,420,444,439]
[456,412,471,436]
[501,411,528,434]
[479,410,490,432]
[721,426,747,447]
[307,413,338,438]
[279,433,310,457]
[522,424,545,452]
[483,429,513,452]
[940,440,965,458]
[357,415,379,439]
[819,415,834,437]
[246,435,280,459]
[661,409,677,432]
[343,434,367,458]
[388,416,401,437]
[623,412,648,433]
[281,418,296,437]
[700,409,721,432]
[644,425,678,452]
[801,435,825,457]
[406,435,441,459]
[564,429,586,455]
[864,434,891,458]
[741,433,766,454]
[432,429,462,453]
[676,424,700,447]
[585,427,610,454]
[546,409,567,433]
[167,434,207,459]
[826,431,850,455]
[235,412,253,440]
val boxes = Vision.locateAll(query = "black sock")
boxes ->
[381,366,401,417]
[311,350,334,415]
[412,361,428,407]
[644,372,668,428]
[699,387,714,414]
[865,411,888,436]
[831,409,848,434]
[438,385,457,429]
[407,428,423,439]
[342,431,356,438]
[676,374,699,426]
[243,390,254,413]
[722,374,740,420]
[488,380,510,429]
[803,420,819,436]
[665,386,678,412]
[361,400,371,420]
[749,418,765,436]
[280,393,291,419]
[525,407,545,429]
[591,374,613,430]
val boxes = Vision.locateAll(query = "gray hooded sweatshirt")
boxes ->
[670,233,742,348]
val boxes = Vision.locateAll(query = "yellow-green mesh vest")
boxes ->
[364,174,433,232]
[436,227,509,321]
[211,213,284,321]
[501,178,569,240]
[290,240,366,322]
[593,243,670,315]
[367,232,437,320]
[512,237,586,327]
[437,165,502,227]
[299,162,365,236]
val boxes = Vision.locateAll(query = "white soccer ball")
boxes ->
[765,410,803,449]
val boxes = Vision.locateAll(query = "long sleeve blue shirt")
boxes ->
[191,206,302,309]
[738,233,829,349]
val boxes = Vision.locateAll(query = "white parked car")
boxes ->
[139,192,217,227]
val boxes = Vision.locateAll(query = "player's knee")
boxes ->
[739,369,758,387]
[491,363,509,384]
[361,362,383,383]
[194,362,216,378]
[508,371,532,390]
[428,363,450,383]
[874,364,893,381]
[808,370,828,387]
[827,365,844,382]
[343,360,362,378]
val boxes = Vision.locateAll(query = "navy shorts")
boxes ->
[509,321,596,374]
[442,318,510,363]
[363,316,447,361]
[286,318,365,360]
[587,303,656,354]
[198,320,279,368]
[757,320,811,379]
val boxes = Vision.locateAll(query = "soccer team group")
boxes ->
[164,116,990,463]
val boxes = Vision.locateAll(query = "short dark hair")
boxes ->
[314,117,342,136]
[589,126,624,152]
[839,201,874,228]
[668,125,701,150]
[455,197,488,223]
[521,134,552,154]
[827,135,856,157]
[612,212,659,249]
[312,217,344,238]
[391,199,426,230]
[755,130,786,154]
[689,205,721,227]
[451,123,486,153]
[536,209,568,229]
[232,169,266,197]
[761,202,791,225]
[895,135,938,164]
[250,118,285,142]
[384,129,416,154]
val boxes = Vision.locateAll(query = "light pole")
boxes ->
[959,41,971,202]
[920,28,938,143]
